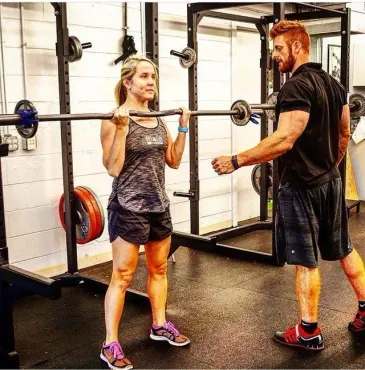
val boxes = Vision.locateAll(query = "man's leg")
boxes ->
[273,183,324,351]
[340,249,365,332]
[341,249,365,300]
[273,264,324,351]
[296,265,321,323]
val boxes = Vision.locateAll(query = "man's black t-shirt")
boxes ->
[275,62,347,188]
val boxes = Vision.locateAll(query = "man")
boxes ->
[212,20,365,351]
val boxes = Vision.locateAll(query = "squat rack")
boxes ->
[169,2,351,265]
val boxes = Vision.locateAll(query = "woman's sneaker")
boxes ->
[150,321,190,347]
[273,324,324,351]
[349,310,365,332]
[100,341,133,370]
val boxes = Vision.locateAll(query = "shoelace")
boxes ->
[164,321,180,336]
[284,325,299,343]
[109,341,125,360]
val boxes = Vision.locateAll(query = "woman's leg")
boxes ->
[105,237,140,344]
[144,236,190,346]
[144,236,170,326]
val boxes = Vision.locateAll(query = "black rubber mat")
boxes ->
[11,202,365,369]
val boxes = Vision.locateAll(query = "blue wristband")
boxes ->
[231,155,239,170]
[178,126,188,133]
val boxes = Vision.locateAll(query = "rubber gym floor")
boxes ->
[12,202,365,369]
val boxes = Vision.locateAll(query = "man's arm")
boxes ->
[211,110,309,175]
[237,110,309,167]
[337,104,351,165]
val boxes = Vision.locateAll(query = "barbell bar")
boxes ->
[5,98,256,139]
[3,92,365,139]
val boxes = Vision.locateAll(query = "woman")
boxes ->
[100,55,191,370]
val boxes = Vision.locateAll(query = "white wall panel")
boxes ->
[3,179,63,212]
[6,154,62,184]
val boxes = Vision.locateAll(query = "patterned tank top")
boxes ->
[108,117,170,213]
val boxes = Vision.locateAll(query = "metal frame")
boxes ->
[145,2,159,111]
[173,2,351,265]
[53,2,78,274]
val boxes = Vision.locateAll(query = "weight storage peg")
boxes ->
[67,36,92,63]
[170,47,197,68]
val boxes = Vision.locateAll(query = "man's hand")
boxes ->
[211,156,235,175]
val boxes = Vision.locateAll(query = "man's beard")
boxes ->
[279,49,296,73]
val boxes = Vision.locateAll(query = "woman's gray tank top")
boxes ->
[108,117,170,213]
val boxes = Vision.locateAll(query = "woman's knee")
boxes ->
[148,260,168,278]
[111,268,135,289]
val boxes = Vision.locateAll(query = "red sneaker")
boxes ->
[349,310,365,333]
[273,324,324,351]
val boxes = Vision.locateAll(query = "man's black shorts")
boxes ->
[275,177,353,267]
[107,201,173,245]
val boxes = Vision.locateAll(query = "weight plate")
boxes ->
[350,93,365,119]
[14,100,39,139]
[58,188,98,244]
[266,92,278,121]
[68,36,83,63]
[179,47,196,69]
[230,100,252,126]
[77,186,105,240]
[251,163,273,200]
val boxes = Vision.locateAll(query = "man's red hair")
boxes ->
[269,20,311,54]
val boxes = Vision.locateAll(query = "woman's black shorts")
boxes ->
[108,202,172,245]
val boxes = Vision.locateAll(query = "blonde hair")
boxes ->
[114,55,159,106]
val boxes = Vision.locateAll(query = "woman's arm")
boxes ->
[100,108,130,177]
[164,107,191,169]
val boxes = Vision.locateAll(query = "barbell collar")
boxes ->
[349,102,357,110]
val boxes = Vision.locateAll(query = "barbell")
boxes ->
[3,92,365,139]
